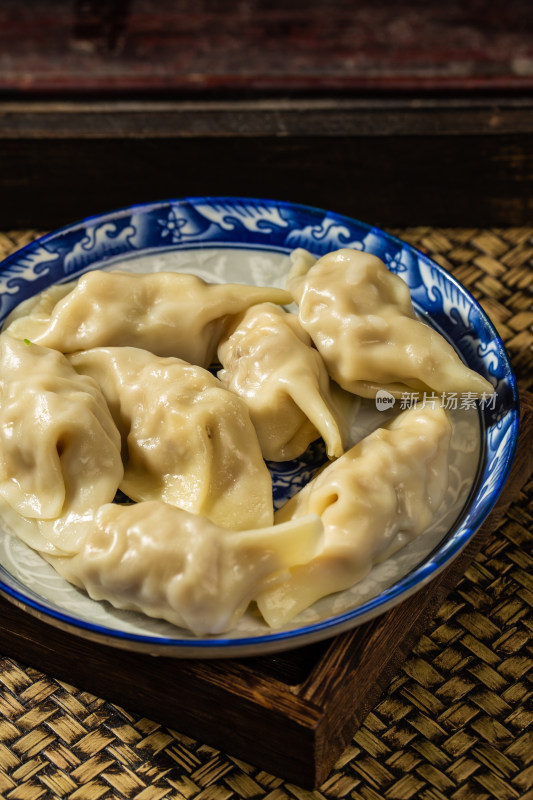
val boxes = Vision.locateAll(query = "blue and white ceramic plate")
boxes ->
[0,198,520,657]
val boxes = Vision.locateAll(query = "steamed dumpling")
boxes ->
[217,303,349,461]
[69,346,274,530]
[0,334,123,554]
[3,281,77,327]
[5,269,292,368]
[256,404,452,627]
[48,501,324,634]
[287,248,494,399]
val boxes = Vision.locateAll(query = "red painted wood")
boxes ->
[0,0,532,95]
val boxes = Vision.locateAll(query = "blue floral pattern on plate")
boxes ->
[0,197,520,657]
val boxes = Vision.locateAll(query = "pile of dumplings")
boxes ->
[0,247,493,635]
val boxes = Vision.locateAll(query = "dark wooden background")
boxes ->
[2,0,533,95]
[0,0,532,229]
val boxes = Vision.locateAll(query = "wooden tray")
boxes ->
[1,392,531,789]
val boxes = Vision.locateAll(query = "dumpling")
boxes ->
[287,248,494,399]
[48,501,324,635]
[5,269,292,368]
[0,334,123,554]
[69,346,274,530]
[2,280,76,327]
[256,405,452,627]
[217,302,349,461]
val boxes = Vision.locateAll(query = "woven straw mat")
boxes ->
[0,227,531,800]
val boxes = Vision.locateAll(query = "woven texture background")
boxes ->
[0,227,532,800]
